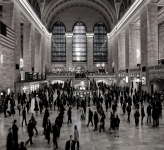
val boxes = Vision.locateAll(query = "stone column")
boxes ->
[107,37,112,73]
[129,23,139,69]
[87,34,93,72]
[125,26,129,71]
[140,3,158,67]
[66,33,73,70]
[118,33,125,71]
[13,5,21,82]
[110,35,118,74]
[23,23,35,73]
[34,31,41,72]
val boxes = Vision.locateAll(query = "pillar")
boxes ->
[87,34,93,72]
[66,34,72,70]
[34,31,41,72]
[140,3,158,67]
[118,33,125,71]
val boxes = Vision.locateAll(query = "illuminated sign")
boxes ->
[126,76,128,83]
[142,77,146,85]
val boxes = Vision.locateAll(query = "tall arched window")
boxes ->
[118,3,125,20]
[73,22,87,62]
[34,2,41,19]
[93,21,107,62]
[51,21,66,62]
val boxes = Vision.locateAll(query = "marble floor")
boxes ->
[0,98,164,150]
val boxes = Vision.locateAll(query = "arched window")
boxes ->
[73,22,87,62]
[34,2,41,19]
[93,21,108,62]
[51,21,66,62]
[118,3,125,20]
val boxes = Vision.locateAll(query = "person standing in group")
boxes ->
[126,104,131,122]
[141,105,145,124]
[65,135,75,150]
[26,120,34,145]
[18,142,27,150]
[114,115,120,137]
[147,104,152,123]
[31,113,38,134]
[86,108,93,127]
[93,111,98,131]
[22,107,27,127]
[67,107,72,124]
[134,109,140,126]
[52,123,58,150]
[6,128,13,150]
[12,120,19,145]
[45,119,51,144]
[74,125,79,150]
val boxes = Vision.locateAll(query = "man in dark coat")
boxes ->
[67,107,72,124]
[147,104,152,122]
[6,128,13,150]
[65,135,75,150]
[12,120,19,144]
[86,108,93,126]
[26,120,34,145]
[55,114,62,138]
[93,111,98,131]
[127,104,131,122]
[22,107,27,127]
[52,124,59,149]
[134,109,140,126]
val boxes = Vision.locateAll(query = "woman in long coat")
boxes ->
[45,119,51,144]
[6,128,13,150]
[74,125,79,149]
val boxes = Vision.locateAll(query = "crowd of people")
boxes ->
[3,80,164,150]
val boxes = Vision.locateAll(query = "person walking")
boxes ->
[6,128,13,150]
[86,108,93,126]
[147,104,152,123]
[52,123,58,150]
[67,107,72,124]
[31,113,38,134]
[126,104,131,122]
[74,125,79,150]
[93,111,99,131]
[114,115,120,137]
[34,99,39,116]
[45,119,51,144]
[22,107,27,127]
[134,109,140,126]
[26,120,34,145]
[123,101,126,115]
[12,120,19,144]
[141,105,145,124]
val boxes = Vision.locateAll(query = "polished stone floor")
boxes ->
[0,97,164,150]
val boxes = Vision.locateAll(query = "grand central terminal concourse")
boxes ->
[1,0,164,150]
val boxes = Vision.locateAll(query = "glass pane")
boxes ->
[73,22,87,62]
[94,22,108,62]
[51,22,66,62]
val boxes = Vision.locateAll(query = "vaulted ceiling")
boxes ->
[28,0,135,32]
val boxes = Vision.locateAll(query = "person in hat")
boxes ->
[6,127,13,150]
[12,120,19,144]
